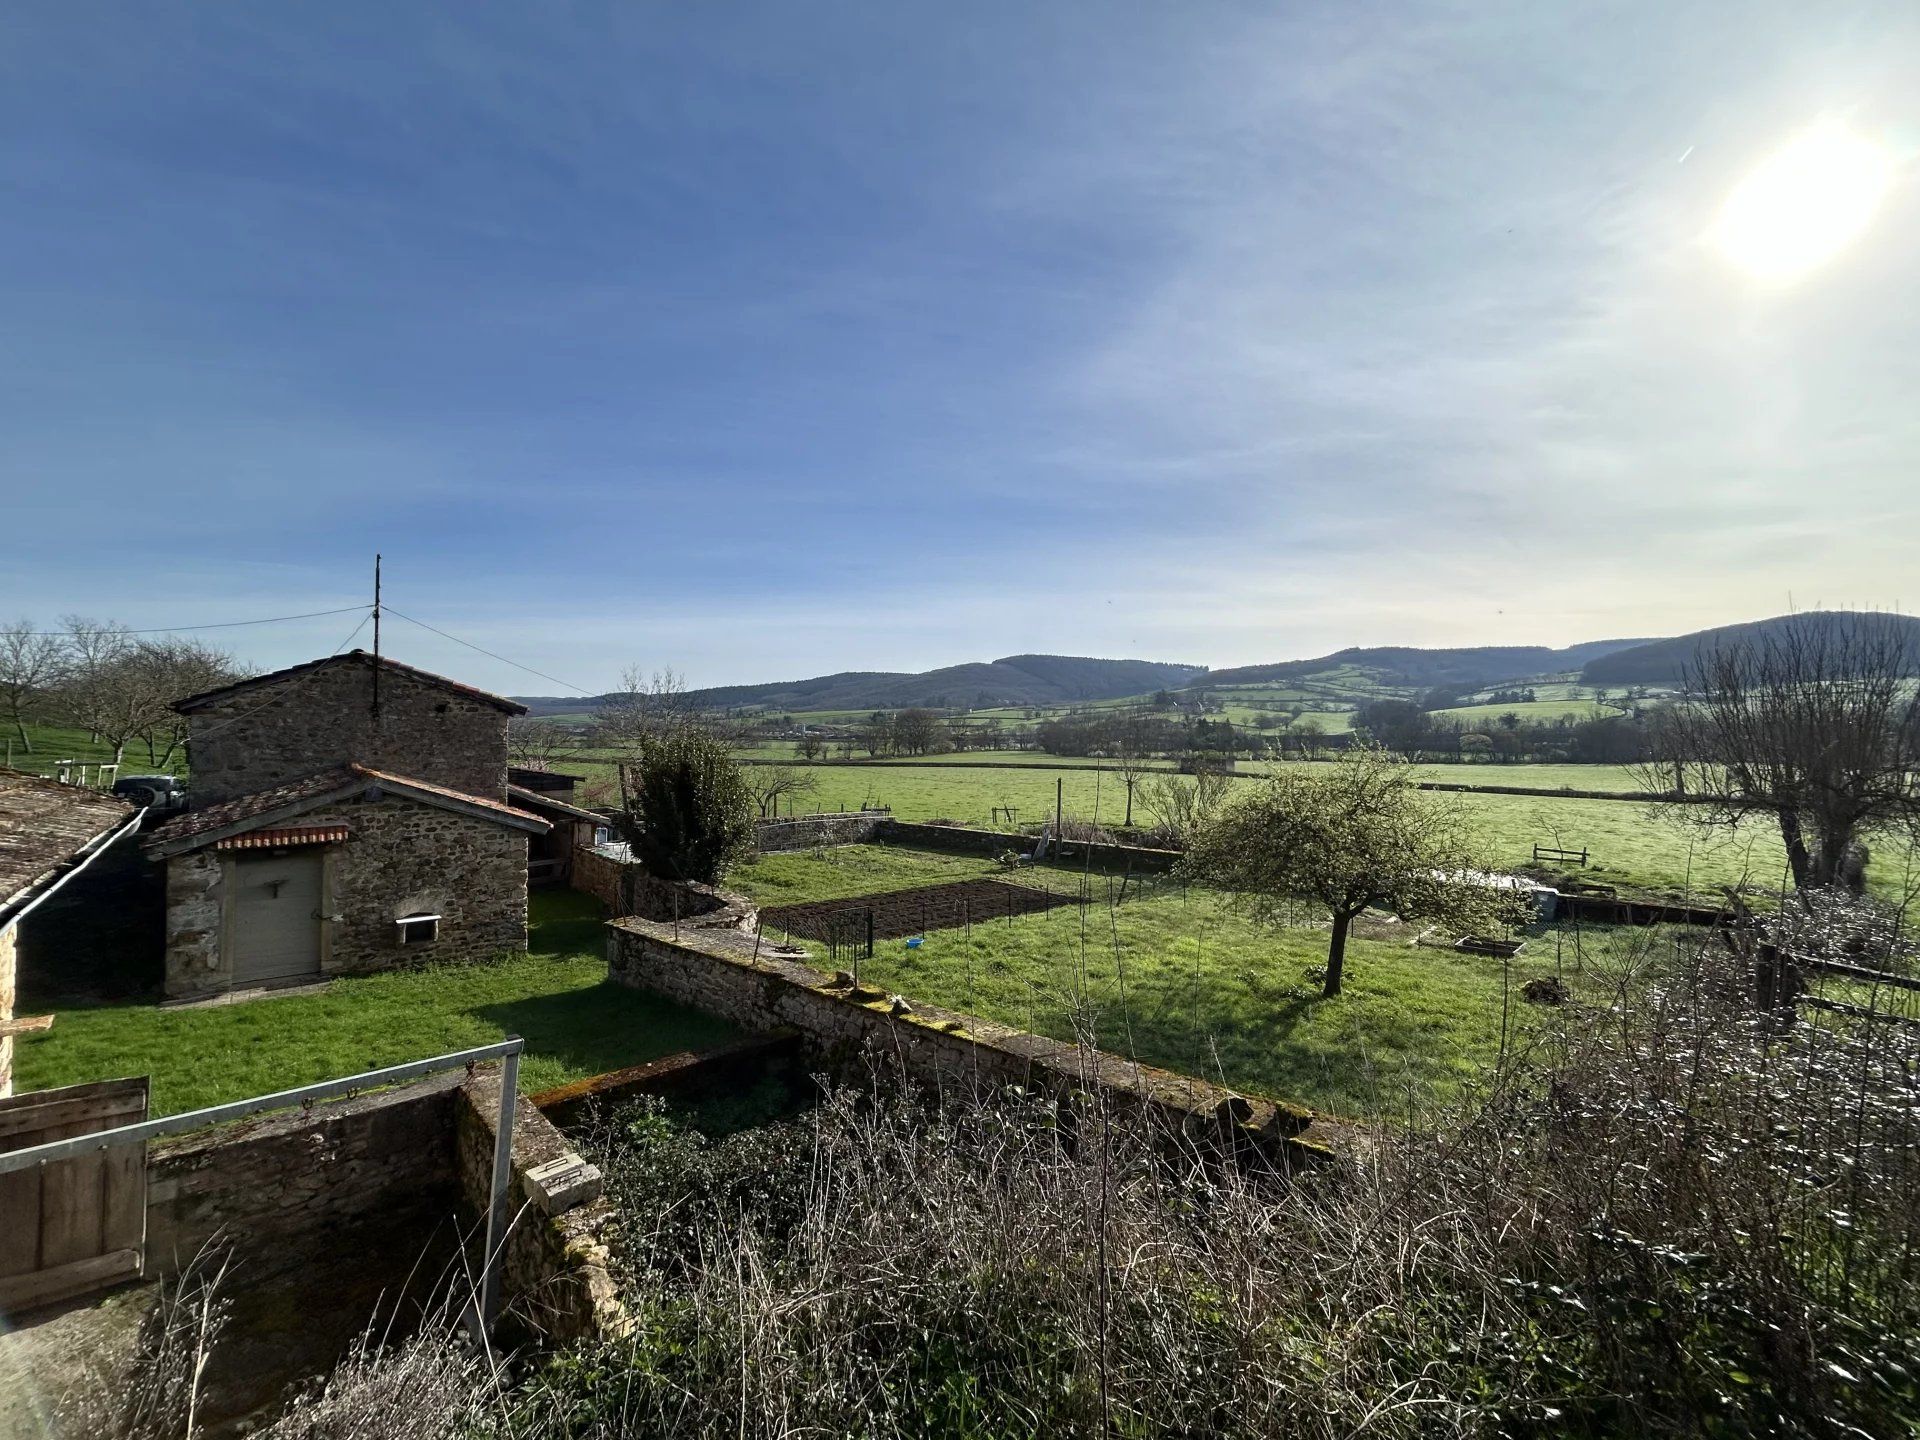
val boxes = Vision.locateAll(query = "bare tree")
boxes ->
[508,719,581,770]
[795,732,825,763]
[127,639,244,766]
[0,619,67,753]
[54,616,135,754]
[1106,706,1154,828]
[596,665,696,753]
[746,764,818,819]
[1137,765,1234,848]
[1640,613,1920,892]
[1184,747,1527,996]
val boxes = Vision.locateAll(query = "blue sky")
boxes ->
[3,3,1916,696]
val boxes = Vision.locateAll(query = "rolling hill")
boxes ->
[514,655,1207,717]
[1199,640,1655,692]
[1581,611,1920,686]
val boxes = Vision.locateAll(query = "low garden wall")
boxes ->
[605,916,1337,1169]
[875,820,1181,873]
[146,1068,625,1347]
[455,1067,627,1344]
[146,1073,463,1281]
[755,810,891,852]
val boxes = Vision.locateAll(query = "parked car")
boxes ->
[112,773,187,813]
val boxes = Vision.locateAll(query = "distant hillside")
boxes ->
[1200,640,1656,692]
[1581,611,1920,686]
[514,654,1206,717]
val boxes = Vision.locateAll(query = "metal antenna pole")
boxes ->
[370,553,383,719]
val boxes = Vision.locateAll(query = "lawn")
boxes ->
[731,844,1614,1120]
[4,720,165,776]
[11,890,740,1116]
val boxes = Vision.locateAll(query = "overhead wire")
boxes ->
[14,605,371,637]
[381,606,597,696]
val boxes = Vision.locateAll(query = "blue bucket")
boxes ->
[905,937,924,949]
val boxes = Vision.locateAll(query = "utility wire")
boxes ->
[381,606,597,696]
[188,611,374,743]
[15,605,371,637]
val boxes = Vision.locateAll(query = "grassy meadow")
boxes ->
[12,890,739,1116]
[732,844,1649,1119]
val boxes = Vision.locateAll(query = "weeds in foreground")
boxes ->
[75,919,1920,1438]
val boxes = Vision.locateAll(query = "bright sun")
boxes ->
[1712,121,1895,282]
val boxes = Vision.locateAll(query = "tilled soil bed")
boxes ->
[760,878,1083,944]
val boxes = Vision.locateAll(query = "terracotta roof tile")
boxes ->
[0,770,136,911]
[148,764,549,856]
[149,768,358,846]
[214,826,351,851]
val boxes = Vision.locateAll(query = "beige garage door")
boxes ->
[231,852,323,986]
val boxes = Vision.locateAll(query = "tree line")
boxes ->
[0,617,244,768]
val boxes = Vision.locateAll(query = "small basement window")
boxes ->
[397,913,441,946]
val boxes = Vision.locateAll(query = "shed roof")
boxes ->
[146,763,548,857]
[171,650,527,716]
[0,771,136,919]
[506,784,606,825]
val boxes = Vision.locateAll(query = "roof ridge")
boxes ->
[172,650,527,715]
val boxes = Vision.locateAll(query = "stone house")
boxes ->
[145,651,551,1001]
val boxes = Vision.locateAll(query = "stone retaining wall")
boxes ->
[605,917,1335,1168]
[874,820,1182,873]
[456,1067,627,1344]
[145,1069,626,1347]
[146,1074,463,1281]
[754,810,892,852]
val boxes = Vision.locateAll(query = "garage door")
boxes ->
[231,852,323,986]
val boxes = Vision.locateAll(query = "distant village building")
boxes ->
[0,772,138,1095]
[145,651,551,1001]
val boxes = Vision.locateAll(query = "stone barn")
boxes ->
[145,651,550,1002]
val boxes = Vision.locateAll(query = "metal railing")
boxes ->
[0,1037,524,1327]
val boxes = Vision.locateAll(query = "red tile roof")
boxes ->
[171,650,527,715]
[214,826,351,851]
[0,770,137,913]
[148,764,548,855]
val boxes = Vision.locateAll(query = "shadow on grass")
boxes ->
[471,982,739,1081]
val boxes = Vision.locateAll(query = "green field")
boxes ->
[3,721,160,776]
[12,890,739,1116]
[732,844,1635,1119]
[1427,699,1625,727]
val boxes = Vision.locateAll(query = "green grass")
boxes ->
[1427,699,1625,727]
[11,890,740,1117]
[730,844,1610,1119]
[4,720,166,776]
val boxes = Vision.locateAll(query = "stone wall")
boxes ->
[875,820,1181,873]
[570,844,625,910]
[145,1074,462,1280]
[754,810,891,853]
[163,794,529,1000]
[144,1067,625,1347]
[455,1066,626,1343]
[606,918,1334,1169]
[186,655,512,807]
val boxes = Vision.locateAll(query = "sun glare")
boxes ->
[1712,122,1894,282]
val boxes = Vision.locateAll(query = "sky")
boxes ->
[2,2,1916,697]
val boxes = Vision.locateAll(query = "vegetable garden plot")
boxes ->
[759,878,1083,945]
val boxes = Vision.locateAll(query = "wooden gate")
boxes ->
[0,1077,148,1312]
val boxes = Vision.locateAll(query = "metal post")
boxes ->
[480,1044,520,1327]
